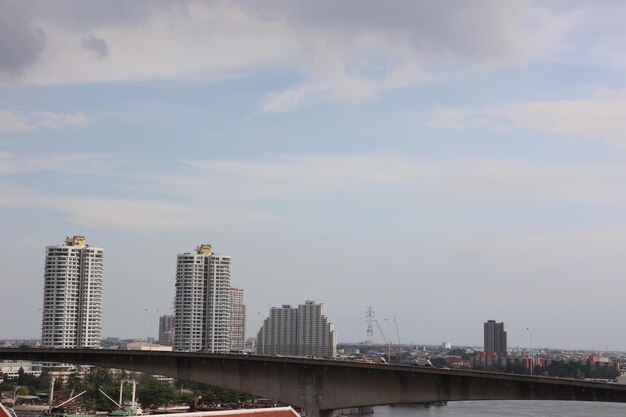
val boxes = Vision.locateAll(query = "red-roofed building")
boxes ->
[0,402,301,417]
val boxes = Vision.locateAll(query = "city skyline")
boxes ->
[3,1,626,350]
[32,235,551,351]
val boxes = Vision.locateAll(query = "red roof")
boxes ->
[0,402,300,417]
[0,402,16,417]
[154,407,301,417]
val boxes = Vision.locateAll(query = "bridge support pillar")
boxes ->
[306,409,334,417]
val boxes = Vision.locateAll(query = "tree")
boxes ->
[447,348,473,360]
[66,372,83,390]
[136,374,179,408]
[1,382,17,392]
[36,369,52,391]
[430,357,447,367]
[175,379,255,405]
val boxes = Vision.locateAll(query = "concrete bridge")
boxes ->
[2,349,626,417]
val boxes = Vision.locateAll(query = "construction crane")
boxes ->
[375,319,391,363]
[393,316,401,346]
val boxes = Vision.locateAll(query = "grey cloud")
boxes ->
[81,35,109,58]
[8,0,554,66]
[0,1,46,77]
[0,0,571,88]
[0,0,178,80]
[242,0,531,64]
[23,0,186,30]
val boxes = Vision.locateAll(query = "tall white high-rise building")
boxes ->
[174,244,231,353]
[229,288,246,352]
[41,235,103,348]
[257,300,336,358]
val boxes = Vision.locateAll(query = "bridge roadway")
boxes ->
[2,349,626,417]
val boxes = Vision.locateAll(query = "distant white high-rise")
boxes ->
[297,300,336,357]
[257,305,298,356]
[257,300,336,358]
[41,236,103,348]
[174,244,231,353]
[229,288,246,352]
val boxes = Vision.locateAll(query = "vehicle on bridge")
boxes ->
[409,358,433,367]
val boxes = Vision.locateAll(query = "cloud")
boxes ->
[3,1,296,86]
[4,152,626,234]
[0,111,36,133]
[182,155,434,200]
[5,151,626,212]
[0,1,46,77]
[81,35,109,58]
[424,89,626,148]
[181,155,626,209]
[0,152,109,175]
[0,1,578,110]
[258,84,325,113]
[256,0,568,111]
[0,184,261,233]
[423,107,470,129]
[0,110,89,132]
[494,90,626,148]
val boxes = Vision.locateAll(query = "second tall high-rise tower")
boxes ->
[174,244,231,353]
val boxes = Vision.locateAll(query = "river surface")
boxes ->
[373,401,626,417]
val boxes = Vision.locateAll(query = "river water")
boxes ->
[373,401,626,417]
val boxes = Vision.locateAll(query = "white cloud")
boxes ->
[0,109,89,132]
[27,111,89,130]
[0,184,262,233]
[1,1,579,110]
[495,90,626,148]
[424,89,626,149]
[0,111,36,132]
[13,2,297,86]
[522,5,582,61]
[182,155,436,200]
[258,84,325,113]
[0,152,108,174]
[5,152,626,234]
[182,155,626,208]
[423,107,469,129]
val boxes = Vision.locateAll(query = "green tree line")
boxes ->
[2,368,255,411]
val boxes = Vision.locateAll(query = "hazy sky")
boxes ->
[2,0,626,350]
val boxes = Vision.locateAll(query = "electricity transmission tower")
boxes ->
[365,307,374,346]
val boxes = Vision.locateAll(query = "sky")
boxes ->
[2,0,626,351]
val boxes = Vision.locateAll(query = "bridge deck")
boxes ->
[2,349,626,417]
